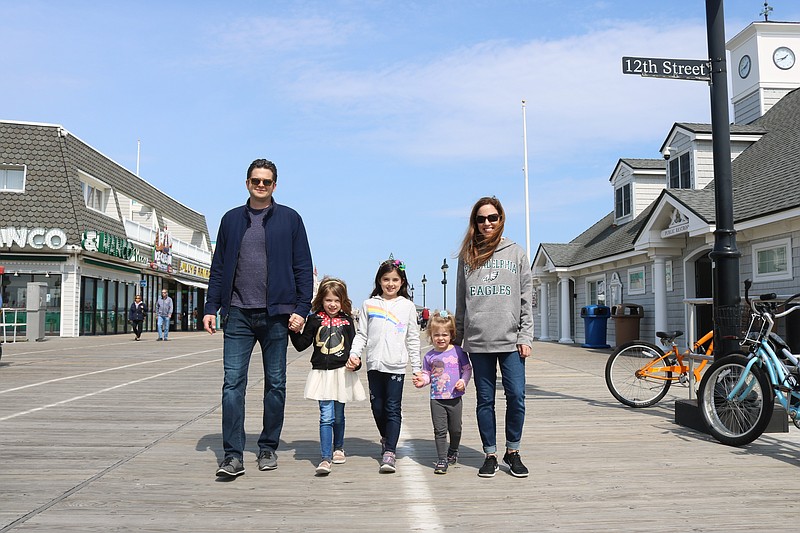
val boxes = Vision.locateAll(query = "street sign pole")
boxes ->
[706,0,741,358]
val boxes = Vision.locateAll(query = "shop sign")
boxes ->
[82,230,144,262]
[179,261,210,280]
[151,227,173,273]
[1,227,67,250]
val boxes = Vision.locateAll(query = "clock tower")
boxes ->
[727,21,800,125]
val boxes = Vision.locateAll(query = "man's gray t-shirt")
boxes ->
[230,206,268,309]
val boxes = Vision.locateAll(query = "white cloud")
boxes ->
[284,20,716,162]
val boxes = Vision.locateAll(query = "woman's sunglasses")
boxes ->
[475,214,501,224]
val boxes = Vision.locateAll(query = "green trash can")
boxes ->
[611,303,644,345]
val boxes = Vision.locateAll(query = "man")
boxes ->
[156,289,173,341]
[204,158,313,479]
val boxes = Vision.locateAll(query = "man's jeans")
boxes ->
[157,315,170,340]
[221,307,289,461]
[469,351,526,454]
[318,400,345,461]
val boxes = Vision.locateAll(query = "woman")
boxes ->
[128,294,147,341]
[455,196,534,478]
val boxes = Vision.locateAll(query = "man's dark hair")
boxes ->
[247,159,278,182]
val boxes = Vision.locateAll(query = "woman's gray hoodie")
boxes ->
[455,238,534,353]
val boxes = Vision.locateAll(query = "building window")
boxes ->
[586,275,606,305]
[628,266,645,295]
[0,165,25,192]
[752,238,792,282]
[615,183,631,218]
[669,152,692,189]
[81,182,106,211]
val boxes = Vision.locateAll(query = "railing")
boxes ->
[1,308,26,343]
[123,219,212,264]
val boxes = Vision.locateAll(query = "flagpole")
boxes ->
[522,100,531,260]
[136,139,141,176]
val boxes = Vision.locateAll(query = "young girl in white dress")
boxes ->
[290,277,366,475]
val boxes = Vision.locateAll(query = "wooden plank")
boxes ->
[1,334,799,531]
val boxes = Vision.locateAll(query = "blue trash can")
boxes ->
[580,304,611,348]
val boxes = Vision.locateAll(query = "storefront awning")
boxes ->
[176,278,208,290]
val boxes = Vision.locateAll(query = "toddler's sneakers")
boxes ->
[434,459,448,474]
[447,450,459,465]
[379,451,396,473]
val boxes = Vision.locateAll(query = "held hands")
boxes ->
[345,355,361,371]
[412,372,425,388]
[288,313,305,333]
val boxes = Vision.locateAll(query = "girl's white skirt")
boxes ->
[304,366,367,403]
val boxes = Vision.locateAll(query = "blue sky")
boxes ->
[3,0,799,309]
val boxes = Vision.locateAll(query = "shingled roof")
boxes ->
[539,86,800,269]
[0,121,211,247]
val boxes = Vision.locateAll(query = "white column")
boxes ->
[539,282,551,341]
[653,255,668,345]
[558,275,573,344]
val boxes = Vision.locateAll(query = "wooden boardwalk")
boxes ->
[2,333,800,532]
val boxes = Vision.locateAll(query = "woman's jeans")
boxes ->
[131,320,143,338]
[318,400,345,461]
[469,351,526,454]
[221,307,289,461]
[367,370,404,453]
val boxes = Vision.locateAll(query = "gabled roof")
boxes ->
[539,86,800,272]
[659,122,767,154]
[608,158,665,182]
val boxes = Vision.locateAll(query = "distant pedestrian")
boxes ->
[413,310,471,474]
[289,277,366,476]
[350,259,421,473]
[204,158,313,479]
[156,289,173,341]
[455,196,533,478]
[128,294,147,341]
[421,307,430,330]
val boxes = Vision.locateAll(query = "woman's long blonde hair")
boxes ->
[458,196,506,271]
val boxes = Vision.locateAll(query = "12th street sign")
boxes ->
[622,56,711,82]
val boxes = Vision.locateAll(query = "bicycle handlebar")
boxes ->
[743,278,800,318]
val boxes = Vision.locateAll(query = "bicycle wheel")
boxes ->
[605,341,672,407]
[698,353,773,446]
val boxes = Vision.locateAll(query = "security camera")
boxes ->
[662,148,671,161]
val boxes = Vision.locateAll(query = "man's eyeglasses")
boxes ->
[249,177,274,187]
[476,214,501,224]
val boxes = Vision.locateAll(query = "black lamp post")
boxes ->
[421,275,427,308]
[441,258,449,310]
[409,283,415,302]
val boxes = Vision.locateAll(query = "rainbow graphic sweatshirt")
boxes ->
[351,295,421,374]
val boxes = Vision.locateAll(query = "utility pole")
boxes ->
[706,0,741,357]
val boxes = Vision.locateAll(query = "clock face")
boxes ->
[738,54,751,78]
[773,46,795,70]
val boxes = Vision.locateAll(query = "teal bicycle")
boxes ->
[698,279,800,446]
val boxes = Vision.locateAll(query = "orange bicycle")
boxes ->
[605,330,714,407]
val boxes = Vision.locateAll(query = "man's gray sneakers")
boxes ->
[216,457,245,478]
[257,449,278,471]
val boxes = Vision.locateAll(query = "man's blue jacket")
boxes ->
[204,199,313,319]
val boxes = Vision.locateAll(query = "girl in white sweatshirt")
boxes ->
[349,259,421,473]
